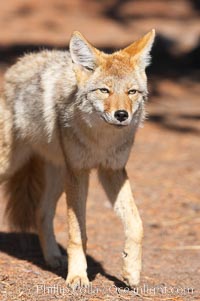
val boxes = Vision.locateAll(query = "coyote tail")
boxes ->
[5,155,44,231]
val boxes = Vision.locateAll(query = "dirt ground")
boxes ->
[0,1,200,300]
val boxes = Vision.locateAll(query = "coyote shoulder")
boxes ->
[0,30,155,288]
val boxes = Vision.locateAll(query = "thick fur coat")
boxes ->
[0,30,155,288]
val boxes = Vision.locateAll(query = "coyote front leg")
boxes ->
[98,168,143,287]
[65,169,89,288]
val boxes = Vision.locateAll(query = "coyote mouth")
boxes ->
[114,123,128,127]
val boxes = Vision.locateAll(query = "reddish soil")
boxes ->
[0,1,200,300]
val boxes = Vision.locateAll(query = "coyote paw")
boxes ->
[46,255,67,269]
[66,274,89,289]
[122,270,140,288]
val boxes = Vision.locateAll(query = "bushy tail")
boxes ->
[5,155,44,231]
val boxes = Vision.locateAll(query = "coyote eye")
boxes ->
[128,89,137,95]
[99,88,109,94]
[85,66,94,71]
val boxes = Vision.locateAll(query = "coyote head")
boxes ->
[69,30,155,127]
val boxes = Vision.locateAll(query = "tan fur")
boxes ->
[102,53,134,75]
[0,97,13,180]
[104,93,132,115]
[124,30,155,57]
[98,168,143,286]
[0,30,155,288]
[5,155,45,231]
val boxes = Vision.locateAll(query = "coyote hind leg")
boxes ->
[36,162,65,269]
[0,97,30,182]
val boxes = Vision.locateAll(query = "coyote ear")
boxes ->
[123,29,155,68]
[70,31,98,71]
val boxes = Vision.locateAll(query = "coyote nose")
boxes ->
[114,110,129,122]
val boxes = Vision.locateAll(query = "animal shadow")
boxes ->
[0,231,127,288]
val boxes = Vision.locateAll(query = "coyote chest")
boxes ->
[63,124,135,170]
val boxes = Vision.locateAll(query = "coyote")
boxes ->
[0,30,155,288]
